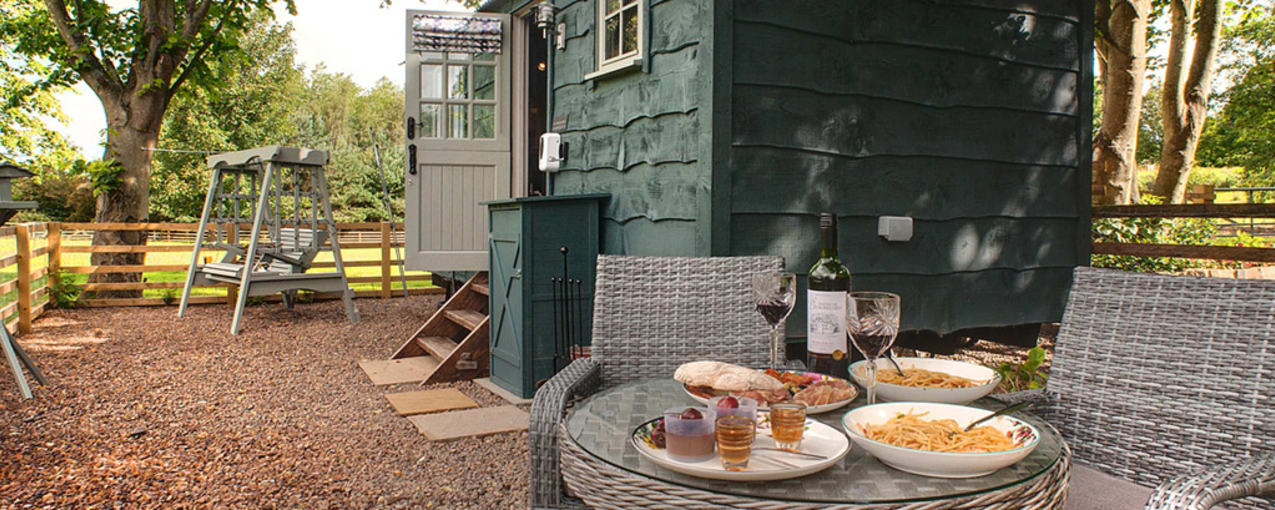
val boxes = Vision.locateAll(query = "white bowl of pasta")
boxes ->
[840,402,1039,478]
[849,357,999,404]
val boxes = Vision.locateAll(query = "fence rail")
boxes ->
[1092,203,1275,263]
[2,221,439,331]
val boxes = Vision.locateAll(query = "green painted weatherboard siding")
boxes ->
[548,0,711,256]
[480,0,1092,337]
[722,0,1091,336]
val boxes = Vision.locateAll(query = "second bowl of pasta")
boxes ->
[849,357,999,404]
[841,402,1040,478]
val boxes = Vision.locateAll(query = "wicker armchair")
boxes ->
[999,267,1274,510]
[528,255,783,509]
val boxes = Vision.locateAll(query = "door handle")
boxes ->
[408,144,417,175]
[406,116,415,139]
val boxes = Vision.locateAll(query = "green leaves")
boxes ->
[995,347,1049,392]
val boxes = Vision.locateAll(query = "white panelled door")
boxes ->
[404,11,511,271]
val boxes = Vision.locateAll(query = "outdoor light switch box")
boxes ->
[878,216,913,242]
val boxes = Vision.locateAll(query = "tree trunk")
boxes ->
[1093,0,1152,205]
[85,95,165,298]
[1153,0,1223,202]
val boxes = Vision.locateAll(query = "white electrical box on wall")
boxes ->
[538,132,566,172]
[878,216,913,242]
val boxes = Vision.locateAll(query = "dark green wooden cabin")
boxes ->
[419,0,1092,351]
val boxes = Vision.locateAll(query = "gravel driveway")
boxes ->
[1,296,529,509]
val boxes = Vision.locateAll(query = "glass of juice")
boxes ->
[715,415,756,471]
[769,402,807,451]
[663,407,716,462]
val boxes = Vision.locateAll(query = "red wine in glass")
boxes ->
[756,300,794,325]
[849,332,894,359]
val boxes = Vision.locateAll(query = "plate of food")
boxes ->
[849,357,999,404]
[840,402,1039,478]
[632,408,850,481]
[674,361,857,414]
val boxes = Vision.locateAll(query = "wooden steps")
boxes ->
[389,272,490,385]
[444,310,485,330]
[418,336,458,360]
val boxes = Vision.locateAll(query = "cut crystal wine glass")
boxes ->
[846,291,900,405]
[752,272,797,370]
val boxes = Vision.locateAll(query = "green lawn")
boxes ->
[0,236,435,319]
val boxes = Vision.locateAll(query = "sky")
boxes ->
[52,0,469,157]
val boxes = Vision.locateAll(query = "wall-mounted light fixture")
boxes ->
[535,2,555,36]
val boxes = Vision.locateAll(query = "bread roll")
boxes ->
[673,361,784,392]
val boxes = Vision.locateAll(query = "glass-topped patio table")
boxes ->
[559,378,1070,509]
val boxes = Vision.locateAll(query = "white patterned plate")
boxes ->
[631,413,850,481]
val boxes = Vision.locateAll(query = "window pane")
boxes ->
[448,65,468,99]
[622,6,638,55]
[474,104,495,139]
[605,0,620,15]
[420,64,443,99]
[473,65,495,100]
[473,51,495,62]
[605,14,620,60]
[448,52,471,60]
[419,103,441,138]
[420,51,444,61]
[448,104,468,138]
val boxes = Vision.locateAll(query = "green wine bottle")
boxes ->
[806,212,852,379]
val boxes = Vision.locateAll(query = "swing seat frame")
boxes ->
[177,146,360,334]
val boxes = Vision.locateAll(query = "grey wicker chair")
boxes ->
[528,255,784,509]
[1000,267,1274,510]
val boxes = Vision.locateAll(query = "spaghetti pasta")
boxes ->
[876,367,988,389]
[862,411,1017,453]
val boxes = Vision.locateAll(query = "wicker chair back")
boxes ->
[1049,267,1275,495]
[589,255,784,387]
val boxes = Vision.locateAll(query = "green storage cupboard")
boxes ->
[485,193,609,398]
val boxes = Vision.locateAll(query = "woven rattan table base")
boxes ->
[560,425,1070,509]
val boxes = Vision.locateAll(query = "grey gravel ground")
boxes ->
[0,296,529,509]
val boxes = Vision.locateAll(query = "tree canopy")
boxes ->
[147,14,405,223]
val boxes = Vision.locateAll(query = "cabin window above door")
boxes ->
[594,0,643,75]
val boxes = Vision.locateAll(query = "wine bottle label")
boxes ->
[807,290,847,354]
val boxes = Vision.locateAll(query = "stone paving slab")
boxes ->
[358,357,433,385]
[474,377,533,405]
[385,388,478,416]
[407,405,529,441]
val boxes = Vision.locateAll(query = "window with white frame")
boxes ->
[596,0,643,74]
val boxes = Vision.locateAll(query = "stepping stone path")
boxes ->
[407,406,529,441]
[385,389,478,416]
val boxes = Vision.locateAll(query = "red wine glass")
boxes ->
[847,291,900,405]
[752,272,797,370]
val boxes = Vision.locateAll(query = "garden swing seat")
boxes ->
[177,146,359,334]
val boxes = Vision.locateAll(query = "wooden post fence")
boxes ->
[1093,203,1275,264]
[15,225,31,334]
[0,221,439,324]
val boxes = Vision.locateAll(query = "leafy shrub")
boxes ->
[48,272,82,309]
[1092,196,1219,272]
[995,347,1048,392]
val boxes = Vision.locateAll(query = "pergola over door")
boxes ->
[404,10,512,271]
